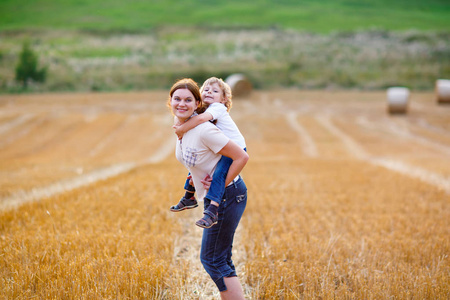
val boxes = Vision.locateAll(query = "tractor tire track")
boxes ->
[316,114,450,193]
[357,116,450,156]
[286,111,318,157]
[0,137,176,211]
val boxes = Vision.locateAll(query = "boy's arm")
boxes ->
[217,140,249,186]
[174,112,213,139]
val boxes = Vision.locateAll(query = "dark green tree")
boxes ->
[15,42,47,89]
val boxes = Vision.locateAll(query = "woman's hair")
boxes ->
[167,78,204,114]
[200,77,233,112]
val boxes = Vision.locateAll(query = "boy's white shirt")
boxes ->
[205,102,246,149]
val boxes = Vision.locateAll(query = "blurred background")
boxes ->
[0,0,449,93]
[1,2,450,299]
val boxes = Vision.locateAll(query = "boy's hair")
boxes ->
[167,78,203,114]
[200,77,232,112]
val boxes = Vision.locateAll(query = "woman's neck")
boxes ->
[180,112,197,123]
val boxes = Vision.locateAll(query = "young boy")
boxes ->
[169,77,246,228]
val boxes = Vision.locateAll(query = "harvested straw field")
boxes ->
[0,90,449,299]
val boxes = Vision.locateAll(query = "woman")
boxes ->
[167,78,249,299]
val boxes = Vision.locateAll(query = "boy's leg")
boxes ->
[196,156,233,228]
[170,173,198,212]
[183,173,196,199]
[206,155,233,204]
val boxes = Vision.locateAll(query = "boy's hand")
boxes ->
[173,124,184,139]
[187,175,194,187]
[201,174,212,190]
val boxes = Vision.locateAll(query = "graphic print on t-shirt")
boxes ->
[182,147,198,167]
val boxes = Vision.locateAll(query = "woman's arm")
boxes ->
[173,112,213,139]
[217,140,249,186]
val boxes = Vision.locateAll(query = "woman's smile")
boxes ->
[171,88,199,122]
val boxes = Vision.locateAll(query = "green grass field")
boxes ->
[0,0,448,93]
[0,0,449,33]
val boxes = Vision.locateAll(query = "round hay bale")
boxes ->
[225,74,252,98]
[387,87,410,114]
[436,79,450,104]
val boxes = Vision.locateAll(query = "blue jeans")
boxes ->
[200,177,247,292]
[183,172,196,192]
[183,148,246,203]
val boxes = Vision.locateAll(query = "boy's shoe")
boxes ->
[195,210,218,229]
[170,197,198,212]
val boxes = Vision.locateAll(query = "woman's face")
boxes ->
[171,88,199,122]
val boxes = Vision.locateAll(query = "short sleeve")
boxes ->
[201,123,229,153]
[205,103,227,121]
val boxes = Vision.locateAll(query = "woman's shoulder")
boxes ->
[185,120,216,136]
[197,120,219,132]
[191,122,224,142]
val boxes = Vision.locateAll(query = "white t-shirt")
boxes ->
[176,121,230,201]
[206,103,246,149]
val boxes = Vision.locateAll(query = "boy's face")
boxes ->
[202,83,225,105]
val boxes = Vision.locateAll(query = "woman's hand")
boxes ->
[201,174,212,190]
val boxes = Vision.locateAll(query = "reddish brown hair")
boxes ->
[167,78,203,114]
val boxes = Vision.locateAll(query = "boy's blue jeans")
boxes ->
[183,149,246,203]
[200,177,247,291]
